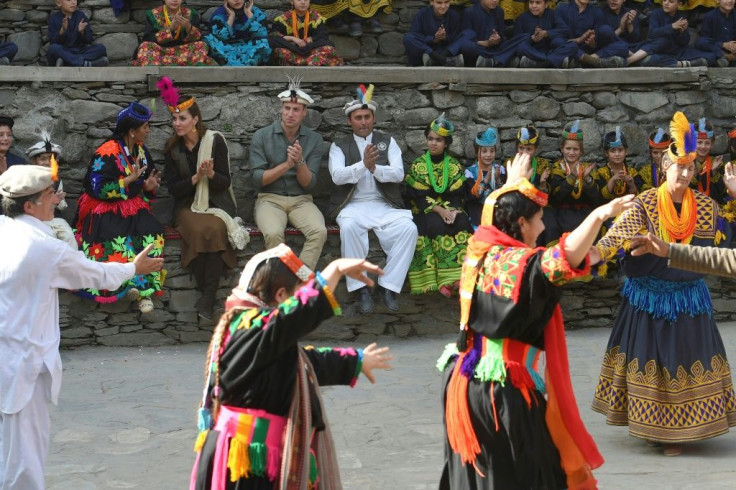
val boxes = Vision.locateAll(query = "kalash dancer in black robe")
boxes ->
[190,244,391,489]
[438,154,633,489]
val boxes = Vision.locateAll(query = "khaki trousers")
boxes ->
[254,193,327,270]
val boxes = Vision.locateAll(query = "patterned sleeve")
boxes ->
[303,346,363,387]
[245,8,268,38]
[183,8,203,42]
[221,279,338,373]
[540,232,592,287]
[85,141,131,201]
[594,198,648,262]
[209,12,233,41]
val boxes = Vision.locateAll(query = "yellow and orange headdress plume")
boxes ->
[667,112,697,165]
[156,76,195,113]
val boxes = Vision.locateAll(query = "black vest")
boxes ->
[327,132,404,221]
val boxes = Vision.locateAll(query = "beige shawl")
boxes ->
[192,130,249,250]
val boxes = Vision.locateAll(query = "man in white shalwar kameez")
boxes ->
[327,85,418,313]
[0,165,164,490]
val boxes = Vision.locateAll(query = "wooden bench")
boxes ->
[163,224,341,240]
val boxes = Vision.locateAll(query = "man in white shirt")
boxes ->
[327,86,418,313]
[0,165,163,490]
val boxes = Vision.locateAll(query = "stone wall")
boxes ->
[0,0,413,65]
[3,65,736,346]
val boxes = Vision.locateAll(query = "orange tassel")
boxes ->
[445,357,484,476]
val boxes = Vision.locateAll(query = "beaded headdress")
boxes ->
[479,178,548,227]
[236,244,314,295]
[562,120,583,141]
[156,76,195,113]
[278,75,314,106]
[697,117,714,139]
[344,84,376,115]
[475,127,498,147]
[517,125,539,145]
[648,128,671,149]
[116,102,152,130]
[430,112,454,137]
[667,112,697,165]
[603,126,627,150]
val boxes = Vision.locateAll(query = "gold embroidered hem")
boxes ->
[592,346,736,443]
[311,0,392,20]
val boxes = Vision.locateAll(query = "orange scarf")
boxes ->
[291,10,310,40]
[656,184,696,243]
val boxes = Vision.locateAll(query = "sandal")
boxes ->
[126,287,140,301]
[138,297,154,314]
[439,285,452,298]
[662,444,682,457]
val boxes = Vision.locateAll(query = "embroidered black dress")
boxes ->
[192,280,362,489]
[74,139,165,302]
[592,188,736,443]
[438,238,591,489]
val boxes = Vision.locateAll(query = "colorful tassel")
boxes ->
[622,276,712,322]
[228,434,251,482]
[197,407,213,431]
[193,430,208,452]
[436,343,459,372]
[445,355,484,476]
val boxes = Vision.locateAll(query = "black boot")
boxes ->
[197,253,224,321]
[189,255,207,291]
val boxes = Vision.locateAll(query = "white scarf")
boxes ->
[192,130,249,250]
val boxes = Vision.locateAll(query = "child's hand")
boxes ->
[434,25,446,42]
[583,163,595,178]
[361,343,392,384]
[723,41,736,54]
[60,16,69,35]
[489,29,500,46]
[244,0,253,17]
[224,0,236,19]
[78,18,88,34]
[672,18,687,32]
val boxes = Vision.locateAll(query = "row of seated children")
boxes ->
[40,0,342,67]
[404,0,736,67]
[467,118,734,246]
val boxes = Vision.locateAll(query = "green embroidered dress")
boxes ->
[405,152,473,293]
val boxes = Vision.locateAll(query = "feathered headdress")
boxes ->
[156,76,194,113]
[430,112,454,137]
[667,112,697,165]
[344,83,377,115]
[475,127,498,147]
[697,117,714,139]
[517,125,539,145]
[562,120,583,141]
[648,128,671,149]
[278,75,314,106]
[603,126,626,150]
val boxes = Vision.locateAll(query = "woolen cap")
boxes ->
[0,165,54,198]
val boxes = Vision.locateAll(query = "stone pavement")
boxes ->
[47,324,736,489]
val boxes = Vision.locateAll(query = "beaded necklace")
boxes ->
[563,158,583,199]
[697,156,712,196]
[425,151,450,194]
[530,156,538,182]
[163,6,182,39]
[291,10,310,40]
[656,184,696,244]
[609,162,629,196]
